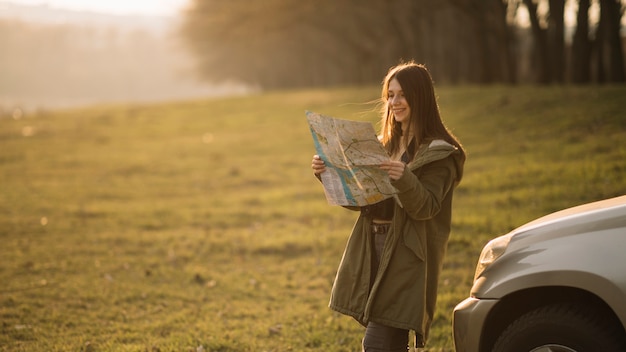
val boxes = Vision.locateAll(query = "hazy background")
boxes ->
[0,0,251,114]
[1,0,625,116]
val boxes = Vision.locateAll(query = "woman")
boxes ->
[311,62,465,351]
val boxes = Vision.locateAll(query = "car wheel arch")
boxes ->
[478,286,625,352]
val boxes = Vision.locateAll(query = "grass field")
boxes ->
[1,85,625,352]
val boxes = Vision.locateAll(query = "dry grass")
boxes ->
[1,85,625,351]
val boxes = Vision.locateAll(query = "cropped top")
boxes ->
[360,197,395,221]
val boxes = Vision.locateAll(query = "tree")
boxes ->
[178,0,623,88]
[446,0,516,84]
[596,0,625,82]
[548,0,565,83]
[522,0,551,83]
[571,0,592,83]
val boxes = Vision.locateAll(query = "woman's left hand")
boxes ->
[380,160,406,181]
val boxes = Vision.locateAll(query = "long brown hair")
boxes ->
[379,61,465,160]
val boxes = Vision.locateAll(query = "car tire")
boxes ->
[491,303,626,352]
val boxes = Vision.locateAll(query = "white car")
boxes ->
[453,195,626,352]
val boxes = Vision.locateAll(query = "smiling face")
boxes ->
[387,77,411,130]
[380,62,455,159]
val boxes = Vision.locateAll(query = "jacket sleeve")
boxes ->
[390,157,457,221]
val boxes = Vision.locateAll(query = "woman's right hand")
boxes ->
[311,155,327,175]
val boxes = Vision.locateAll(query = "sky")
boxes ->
[2,0,191,16]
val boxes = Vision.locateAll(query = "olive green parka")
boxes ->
[328,139,465,346]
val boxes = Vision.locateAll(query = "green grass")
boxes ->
[1,85,625,352]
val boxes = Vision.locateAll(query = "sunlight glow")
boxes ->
[2,0,190,16]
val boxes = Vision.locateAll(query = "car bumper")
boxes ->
[452,297,498,352]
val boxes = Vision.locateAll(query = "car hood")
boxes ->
[510,195,626,241]
[472,195,626,299]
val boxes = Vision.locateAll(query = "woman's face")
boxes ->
[388,77,411,128]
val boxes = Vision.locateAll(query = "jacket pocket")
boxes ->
[402,221,426,261]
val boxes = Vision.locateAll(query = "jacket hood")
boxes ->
[408,139,465,184]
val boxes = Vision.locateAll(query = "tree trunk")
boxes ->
[598,0,625,82]
[522,0,550,84]
[548,0,565,83]
[571,0,592,83]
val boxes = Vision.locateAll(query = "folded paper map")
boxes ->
[306,111,396,206]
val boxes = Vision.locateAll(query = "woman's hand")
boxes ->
[380,160,405,181]
[311,155,327,175]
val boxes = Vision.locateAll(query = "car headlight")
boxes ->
[474,234,512,281]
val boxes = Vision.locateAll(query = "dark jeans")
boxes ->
[363,321,409,352]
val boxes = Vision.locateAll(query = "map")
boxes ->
[306,111,396,206]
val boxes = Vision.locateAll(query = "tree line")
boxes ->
[179,0,625,89]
